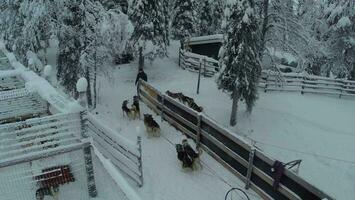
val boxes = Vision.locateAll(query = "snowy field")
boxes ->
[95,41,355,200]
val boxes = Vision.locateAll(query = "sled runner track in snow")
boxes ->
[138,80,334,200]
[260,71,355,98]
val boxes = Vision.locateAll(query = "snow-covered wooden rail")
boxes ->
[82,112,144,187]
[179,49,220,77]
[138,80,334,200]
[260,71,355,98]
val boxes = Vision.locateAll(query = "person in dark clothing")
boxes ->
[135,69,147,85]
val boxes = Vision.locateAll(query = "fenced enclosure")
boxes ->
[0,111,93,200]
[260,71,355,98]
[138,80,334,200]
[82,112,144,187]
[0,91,48,124]
[179,49,220,77]
[0,75,25,92]
[0,146,91,200]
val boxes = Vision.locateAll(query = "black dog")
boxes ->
[143,114,160,137]
[176,139,202,170]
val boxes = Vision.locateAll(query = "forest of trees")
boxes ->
[0,0,353,122]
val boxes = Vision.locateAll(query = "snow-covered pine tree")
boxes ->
[171,0,197,39]
[162,0,170,46]
[100,0,128,13]
[57,0,84,95]
[210,0,224,34]
[198,0,213,36]
[17,0,52,67]
[0,1,24,51]
[321,0,354,79]
[217,0,262,126]
[129,0,169,65]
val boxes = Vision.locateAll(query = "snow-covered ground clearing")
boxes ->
[96,41,355,200]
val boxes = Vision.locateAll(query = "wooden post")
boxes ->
[339,80,344,99]
[264,74,269,93]
[245,142,256,190]
[203,58,207,77]
[196,114,202,149]
[137,136,143,187]
[197,58,202,95]
[161,95,165,122]
[178,48,181,67]
[83,146,98,197]
[301,76,305,95]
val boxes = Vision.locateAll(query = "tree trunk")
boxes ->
[85,68,93,108]
[138,47,144,71]
[230,86,240,127]
[260,0,269,59]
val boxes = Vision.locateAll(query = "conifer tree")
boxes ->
[198,0,213,36]
[57,0,84,95]
[217,0,262,126]
[210,0,224,34]
[171,0,196,39]
[129,0,169,65]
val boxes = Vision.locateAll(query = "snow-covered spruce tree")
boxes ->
[171,0,197,39]
[16,0,52,68]
[217,0,262,126]
[57,0,84,95]
[100,0,128,13]
[129,0,169,66]
[210,0,224,34]
[198,0,213,36]
[320,0,355,79]
[0,1,24,50]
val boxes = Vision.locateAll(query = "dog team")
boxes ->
[121,95,161,137]
[121,95,202,171]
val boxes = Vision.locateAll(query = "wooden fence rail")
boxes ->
[260,71,355,98]
[138,80,334,200]
[81,112,144,187]
[179,49,220,77]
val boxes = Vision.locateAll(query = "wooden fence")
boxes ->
[138,80,334,200]
[179,49,220,77]
[260,71,355,98]
[82,112,144,187]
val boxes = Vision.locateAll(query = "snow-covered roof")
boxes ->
[187,34,223,46]
[0,41,82,114]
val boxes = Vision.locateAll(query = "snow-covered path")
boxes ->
[92,43,262,200]
[94,76,260,200]
[95,41,355,199]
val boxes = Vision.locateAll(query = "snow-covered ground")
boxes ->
[95,41,355,200]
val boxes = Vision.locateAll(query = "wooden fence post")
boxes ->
[196,114,202,149]
[84,146,98,197]
[203,58,207,77]
[161,95,165,122]
[301,76,305,95]
[178,48,181,67]
[339,80,344,99]
[197,58,202,95]
[245,142,256,190]
[137,136,143,187]
[264,74,269,93]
